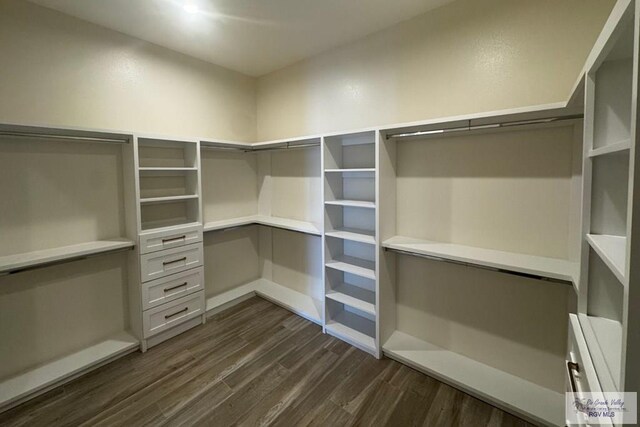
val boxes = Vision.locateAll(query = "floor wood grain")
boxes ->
[0,297,537,427]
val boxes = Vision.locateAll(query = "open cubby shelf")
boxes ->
[326,284,375,316]
[325,302,376,354]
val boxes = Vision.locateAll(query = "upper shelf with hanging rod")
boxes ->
[0,123,132,144]
[200,136,321,152]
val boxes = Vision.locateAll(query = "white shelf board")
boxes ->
[324,200,376,209]
[326,284,375,316]
[138,167,197,171]
[588,140,631,157]
[325,228,375,245]
[586,234,627,284]
[324,168,376,173]
[383,330,564,426]
[383,236,577,284]
[203,215,321,236]
[0,239,135,275]
[325,255,376,280]
[206,278,322,324]
[325,311,376,354]
[0,331,138,410]
[139,194,199,204]
[588,316,622,390]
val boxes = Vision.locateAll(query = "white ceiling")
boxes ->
[27,0,452,76]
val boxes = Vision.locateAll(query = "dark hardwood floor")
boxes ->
[0,297,536,426]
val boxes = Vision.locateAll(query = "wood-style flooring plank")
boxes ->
[0,297,537,427]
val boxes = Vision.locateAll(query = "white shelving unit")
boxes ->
[576,0,640,401]
[323,131,379,356]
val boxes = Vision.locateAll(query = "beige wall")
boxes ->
[0,0,256,141]
[256,0,614,141]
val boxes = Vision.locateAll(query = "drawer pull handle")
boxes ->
[165,307,188,319]
[164,282,188,293]
[163,257,187,266]
[162,235,186,244]
[567,361,580,394]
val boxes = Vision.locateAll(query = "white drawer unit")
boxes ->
[140,243,203,283]
[142,267,204,310]
[138,223,202,255]
[143,291,205,338]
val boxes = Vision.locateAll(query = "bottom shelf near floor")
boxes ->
[205,278,322,324]
[383,330,563,426]
[0,331,139,411]
[325,309,376,354]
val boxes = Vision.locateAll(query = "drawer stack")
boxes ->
[139,224,205,341]
[131,135,206,351]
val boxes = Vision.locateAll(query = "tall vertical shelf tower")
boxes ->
[129,136,206,351]
[323,131,379,355]
[574,0,640,400]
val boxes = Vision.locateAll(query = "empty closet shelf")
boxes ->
[139,195,199,204]
[325,311,376,354]
[0,331,138,410]
[325,255,376,280]
[206,278,322,324]
[324,168,376,173]
[138,167,198,175]
[0,239,135,275]
[586,234,626,284]
[588,140,631,157]
[382,331,563,426]
[383,236,576,284]
[326,285,375,316]
[325,228,375,245]
[324,200,376,209]
[203,215,322,236]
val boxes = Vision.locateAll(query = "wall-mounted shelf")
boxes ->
[324,200,376,209]
[0,331,138,411]
[203,215,322,236]
[588,140,631,157]
[0,239,135,275]
[383,330,563,426]
[139,194,199,205]
[205,278,322,324]
[383,236,576,284]
[586,234,627,284]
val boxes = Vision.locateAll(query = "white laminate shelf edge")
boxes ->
[325,228,376,245]
[0,239,135,275]
[383,331,563,427]
[203,215,322,236]
[206,278,322,324]
[325,255,376,280]
[383,236,577,284]
[588,140,631,157]
[326,284,376,316]
[324,200,376,209]
[586,234,627,285]
[325,312,376,354]
[139,195,199,204]
[0,331,138,411]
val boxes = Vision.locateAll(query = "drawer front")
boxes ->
[140,243,203,283]
[143,291,204,338]
[139,224,202,255]
[142,267,204,310]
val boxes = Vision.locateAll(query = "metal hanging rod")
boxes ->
[383,246,572,286]
[386,114,584,139]
[0,131,130,144]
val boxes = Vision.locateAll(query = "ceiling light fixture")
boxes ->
[183,3,199,14]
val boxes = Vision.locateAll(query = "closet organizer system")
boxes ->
[0,1,639,425]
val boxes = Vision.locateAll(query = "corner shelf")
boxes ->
[203,215,321,236]
[383,236,577,284]
[0,331,138,410]
[0,239,135,275]
[383,330,563,426]
[205,278,322,324]
[586,234,627,284]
